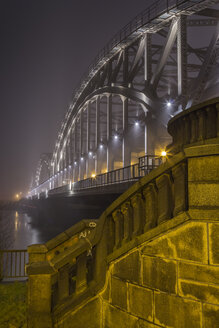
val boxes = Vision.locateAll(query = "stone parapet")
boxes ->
[167,97,219,154]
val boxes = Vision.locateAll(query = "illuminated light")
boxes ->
[135,121,139,126]
[100,144,103,149]
[81,157,84,161]
[89,151,92,156]
[74,161,77,165]
[65,168,67,171]
[167,101,172,107]
[114,135,118,140]
[91,173,96,178]
[161,151,167,157]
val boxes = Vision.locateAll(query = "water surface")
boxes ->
[0,210,43,249]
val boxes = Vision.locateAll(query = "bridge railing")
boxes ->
[0,250,28,280]
[72,155,161,191]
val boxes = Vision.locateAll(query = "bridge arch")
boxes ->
[29,0,219,196]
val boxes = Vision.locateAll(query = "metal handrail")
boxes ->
[72,155,162,191]
[0,249,28,280]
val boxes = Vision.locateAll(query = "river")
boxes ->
[0,210,61,250]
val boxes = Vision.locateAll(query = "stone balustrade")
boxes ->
[26,98,219,328]
[27,158,188,327]
[167,97,219,154]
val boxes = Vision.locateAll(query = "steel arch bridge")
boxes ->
[29,0,219,198]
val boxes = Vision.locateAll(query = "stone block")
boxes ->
[188,156,219,182]
[103,302,138,328]
[59,298,101,328]
[142,221,208,263]
[112,251,140,284]
[178,261,219,285]
[154,291,201,328]
[203,303,219,328]
[142,256,176,294]
[129,284,153,321]
[189,183,219,207]
[111,276,127,310]
[179,279,219,304]
[209,223,219,265]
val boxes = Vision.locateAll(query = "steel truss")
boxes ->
[30,0,219,196]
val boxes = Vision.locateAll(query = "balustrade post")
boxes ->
[142,183,158,232]
[0,252,3,281]
[112,209,124,250]
[76,252,87,293]
[121,202,133,243]
[206,106,217,138]
[197,109,206,141]
[131,193,144,236]
[172,162,187,216]
[107,216,115,254]
[58,263,70,301]
[156,173,173,224]
[190,112,197,143]
[27,263,55,328]
[183,116,191,146]
[216,103,219,137]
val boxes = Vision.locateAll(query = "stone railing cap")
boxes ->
[168,97,219,134]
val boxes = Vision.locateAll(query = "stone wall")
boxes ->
[102,218,219,328]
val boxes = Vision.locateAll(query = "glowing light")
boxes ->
[114,135,118,140]
[167,101,171,107]
[161,151,167,157]
[89,151,92,156]
[91,173,96,178]
[135,121,139,126]
[74,161,77,165]
[81,157,84,161]
[100,144,103,149]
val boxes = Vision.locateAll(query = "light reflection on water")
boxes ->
[0,210,43,249]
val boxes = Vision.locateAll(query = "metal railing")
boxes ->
[37,155,162,197]
[0,250,28,280]
[72,155,162,191]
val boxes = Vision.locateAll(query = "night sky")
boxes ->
[0,0,155,200]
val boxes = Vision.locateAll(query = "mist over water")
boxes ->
[0,210,45,249]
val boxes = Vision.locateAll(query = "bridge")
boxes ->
[28,0,219,199]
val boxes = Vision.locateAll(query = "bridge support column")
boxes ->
[122,97,131,167]
[86,103,91,178]
[79,111,85,180]
[177,15,187,111]
[95,97,100,174]
[146,112,155,155]
[144,111,148,155]
[107,94,113,171]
